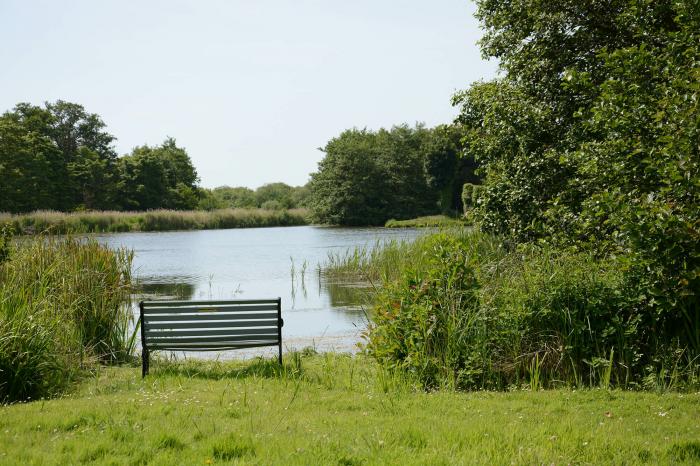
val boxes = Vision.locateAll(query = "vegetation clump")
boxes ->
[325,230,699,390]
[0,234,134,402]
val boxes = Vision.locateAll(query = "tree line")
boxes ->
[0,101,307,214]
[308,124,478,225]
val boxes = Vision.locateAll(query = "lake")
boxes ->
[96,226,427,357]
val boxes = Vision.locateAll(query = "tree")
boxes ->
[456,0,699,352]
[423,124,479,214]
[309,124,440,225]
[0,117,59,212]
[117,138,200,210]
[7,100,119,210]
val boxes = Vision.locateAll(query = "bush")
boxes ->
[365,231,697,390]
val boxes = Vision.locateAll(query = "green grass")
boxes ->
[0,208,310,235]
[385,215,467,228]
[1,354,699,465]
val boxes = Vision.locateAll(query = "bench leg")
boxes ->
[278,342,283,366]
[142,349,149,377]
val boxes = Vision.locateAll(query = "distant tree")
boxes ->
[0,117,60,212]
[423,124,479,214]
[117,138,199,210]
[210,186,257,208]
[255,183,295,209]
[4,100,119,210]
[309,124,438,225]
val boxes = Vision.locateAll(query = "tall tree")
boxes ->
[117,138,200,210]
[309,124,439,225]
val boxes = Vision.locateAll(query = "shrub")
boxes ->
[365,231,696,390]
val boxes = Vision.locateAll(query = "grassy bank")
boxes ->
[385,215,467,228]
[322,229,700,391]
[0,208,310,235]
[1,355,699,465]
[0,235,133,402]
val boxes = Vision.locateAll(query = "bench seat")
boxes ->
[139,298,283,376]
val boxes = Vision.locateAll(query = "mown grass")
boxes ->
[0,208,310,235]
[1,354,699,465]
[385,215,467,228]
[0,235,133,402]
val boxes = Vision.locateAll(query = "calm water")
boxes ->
[95,226,426,355]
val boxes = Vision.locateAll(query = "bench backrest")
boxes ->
[140,299,282,351]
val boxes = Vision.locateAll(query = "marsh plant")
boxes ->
[0,234,134,402]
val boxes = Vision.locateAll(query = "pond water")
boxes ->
[95,226,427,357]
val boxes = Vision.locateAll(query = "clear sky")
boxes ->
[0,0,497,189]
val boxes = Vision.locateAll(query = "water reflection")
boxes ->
[137,281,196,300]
[320,279,373,310]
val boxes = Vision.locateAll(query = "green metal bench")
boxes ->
[139,298,283,376]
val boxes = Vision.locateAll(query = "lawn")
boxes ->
[1,354,699,465]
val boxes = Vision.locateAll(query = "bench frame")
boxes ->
[139,298,283,377]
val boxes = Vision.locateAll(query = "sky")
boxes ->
[0,0,497,189]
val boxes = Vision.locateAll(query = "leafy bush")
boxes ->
[365,232,697,390]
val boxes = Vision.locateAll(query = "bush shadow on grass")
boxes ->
[146,352,305,382]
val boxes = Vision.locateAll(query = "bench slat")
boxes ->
[143,304,278,314]
[142,299,278,308]
[145,329,278,338]
[143,312,278,323]
[144,335,279,345]
[147,342,277,350]
[145,320,278,330]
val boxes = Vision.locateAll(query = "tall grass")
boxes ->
[0,235,133,402]
[0,208,310,235]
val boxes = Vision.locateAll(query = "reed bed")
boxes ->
[0,208,310,235]
[0,235,133,402]
[321,227,477,284]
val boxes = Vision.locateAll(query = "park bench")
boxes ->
[139,298,283,376]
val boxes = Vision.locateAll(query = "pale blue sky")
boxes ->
[0,1,496,188]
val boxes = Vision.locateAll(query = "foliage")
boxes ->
[0,100,118,212]
[200,183,311,211]
[309,124,463,225]
[0,101,206,213]
[0,236,133,402]
[422,125,478,214]
[452,0,699,360]
[348,231,699,390]
[117,138,200,210]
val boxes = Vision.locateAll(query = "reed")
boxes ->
[0,208,311,235]
[0,235,133,402]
